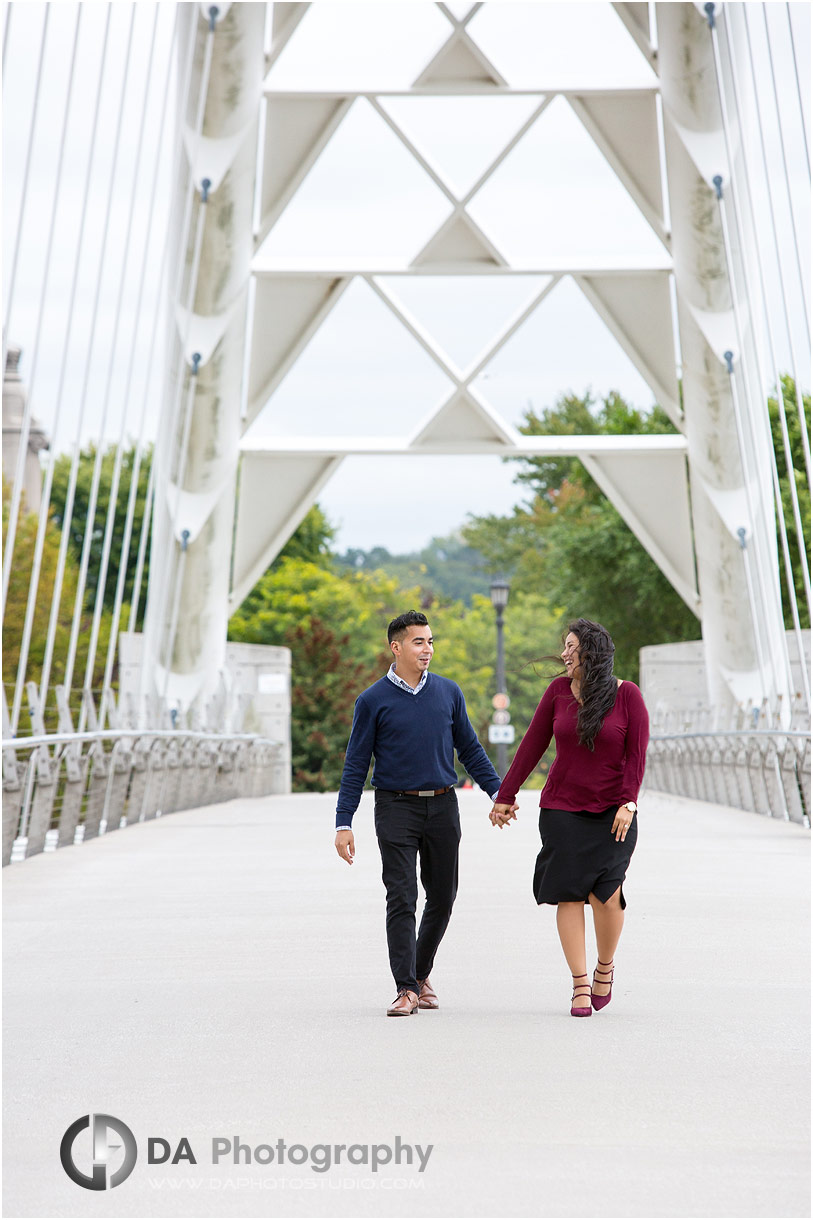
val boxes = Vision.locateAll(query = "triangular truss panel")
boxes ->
[464,2,658,89]
[257,96,353,245]
[466,95,667,264]
[231,453,343,610]
[373,273,553,374]
[412,24,507,89]
[411,211,506,268]
[409,388,517,449]
[243,0,703,620]
[573,272,681,424]
[245,275,351,428]
[466,274,670,427]
[377,94,543,199]
[567,91,666,242]
[581,449,699,613]
[611,2,655,64]
[256,97,454,264]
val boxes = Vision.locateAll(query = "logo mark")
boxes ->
[60,1114,137,1190]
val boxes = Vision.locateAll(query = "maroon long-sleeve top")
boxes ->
[496,676,650,812]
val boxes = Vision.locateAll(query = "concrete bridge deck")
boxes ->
[3,789,809,1218]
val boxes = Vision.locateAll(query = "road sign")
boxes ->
[492,709,511,725]
[492,693,510,710]
[488,724,515,745]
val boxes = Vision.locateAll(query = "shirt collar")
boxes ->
[386,663,428,695]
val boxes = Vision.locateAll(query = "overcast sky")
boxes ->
[3,1,810,553]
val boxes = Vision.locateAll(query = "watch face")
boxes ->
[626,802,637,813]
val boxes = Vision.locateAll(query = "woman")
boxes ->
[490,618,649,1017]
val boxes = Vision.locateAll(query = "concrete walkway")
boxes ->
[3,789,809,1218]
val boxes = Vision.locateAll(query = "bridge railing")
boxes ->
[2,730,282,866]
[646,730,811,826]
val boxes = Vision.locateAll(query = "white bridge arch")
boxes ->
[140,1,808,721]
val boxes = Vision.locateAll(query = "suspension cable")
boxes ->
[721,7,811,617]
[2,3,11,79]
[785,2,810,179]
[78,7,164,732]
[1,4,51,605]
[34,7,113,709]
[128,457,155,635]
[712,21,805,707]
[706,6,796,707]
[7,7,83,732]
[99,7,193,730]
[743,6,812,479]
[61,6,138,700]
[2,3,49,376]
[760,3,810,338]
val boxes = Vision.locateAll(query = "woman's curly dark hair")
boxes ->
[567,618,618,751]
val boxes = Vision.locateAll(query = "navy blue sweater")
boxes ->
[335,673,501,827]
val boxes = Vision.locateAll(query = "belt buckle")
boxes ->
[417,789,435,797]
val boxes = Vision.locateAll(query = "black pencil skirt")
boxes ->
[532,805,638,909]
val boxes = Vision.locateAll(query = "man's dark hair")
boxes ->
[387,610,429,645]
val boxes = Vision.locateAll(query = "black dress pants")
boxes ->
[374,789,461,995]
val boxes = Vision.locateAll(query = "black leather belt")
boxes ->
[396,786,453,797]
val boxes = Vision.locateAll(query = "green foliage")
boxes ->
[463,391,698,681]
[286,618,380,791]
[229,556,418,660]
[229,556,413,791]
[50,443,152,628]
[512,390,679,504]
[429,590,563,778]
[769,376,811,628]
[228,553,563,788]
[2,480,113,730]
[336,531,489,604]
[277,505,336,568]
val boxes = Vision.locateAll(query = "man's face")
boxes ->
[391,624,434,673]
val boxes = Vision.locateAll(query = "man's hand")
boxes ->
[335,829,355,864]
[490,802,519,829]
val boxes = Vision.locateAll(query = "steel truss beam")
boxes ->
[146,1,795,718]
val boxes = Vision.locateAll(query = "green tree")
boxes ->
[429,589,563,781]
[286,617,380,790]
[3,481,113,730]
[229,556,419,791]
[277,505,336,568]
[229,556,419,659]
[769,376,811,628]
[336,531,489,604]
[463,391,699,680]
[50,443,152,627]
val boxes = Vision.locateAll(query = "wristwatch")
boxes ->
[622,802,637,814]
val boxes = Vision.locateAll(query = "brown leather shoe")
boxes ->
[417,978,438,1009]
[387,989,419,1016]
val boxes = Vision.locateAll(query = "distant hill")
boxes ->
[335,531,493,606]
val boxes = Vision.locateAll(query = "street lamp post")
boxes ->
[490,578,511,776]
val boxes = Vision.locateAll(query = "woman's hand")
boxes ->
[611,806,635,842]
[490,802,519,829]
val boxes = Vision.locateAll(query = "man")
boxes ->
[335,610,512,1016]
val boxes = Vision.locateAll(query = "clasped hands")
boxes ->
[490,801,519,829]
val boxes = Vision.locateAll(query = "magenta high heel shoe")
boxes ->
[591,958,614,1011]
[570,973,592,1017]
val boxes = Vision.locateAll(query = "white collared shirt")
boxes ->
[386,663,428,695]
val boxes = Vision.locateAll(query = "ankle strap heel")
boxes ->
[591,959,615,1012]
[570,973,592,1018]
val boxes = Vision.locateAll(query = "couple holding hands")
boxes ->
[334,610,649,1018]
